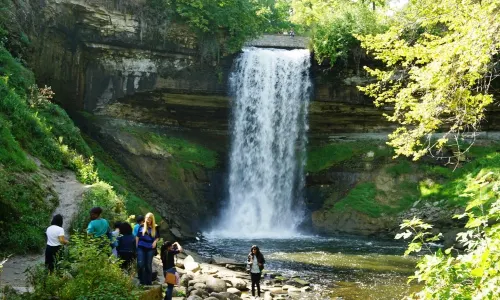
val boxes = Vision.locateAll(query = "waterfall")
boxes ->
[214,47,311,238]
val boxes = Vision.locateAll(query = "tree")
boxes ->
[358,0,500,160]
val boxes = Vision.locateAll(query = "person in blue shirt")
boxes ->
[136,212,159,285]
[117,222,136,270]
[87,207,110,238]
[133,215,144,237]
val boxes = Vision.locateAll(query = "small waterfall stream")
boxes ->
[214,47,312,237]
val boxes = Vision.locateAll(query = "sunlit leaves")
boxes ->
[358,0,500,160]
[397,171,500,299]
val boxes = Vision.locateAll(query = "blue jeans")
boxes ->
[163,268,176,300]
[137,247,154,285]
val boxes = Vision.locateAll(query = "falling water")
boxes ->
[214,47,311,238]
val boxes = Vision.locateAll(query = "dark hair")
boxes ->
[119,222,133,235]
[114,221,122,229]
[136,215,145,223]
[90,207,102,215]
[51,214,63,227]
[250,245,261,255]
[165,241,173,248]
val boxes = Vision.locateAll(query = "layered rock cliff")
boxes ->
[8,0,500,237]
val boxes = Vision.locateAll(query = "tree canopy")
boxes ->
[358,0,500,160]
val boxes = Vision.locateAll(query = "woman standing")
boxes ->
[247,245,265,299]
[117,222,136,270]
[45,214,68,272]
[136,212,159,285]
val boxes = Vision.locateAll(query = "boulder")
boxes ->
[264,291,273,300]
[230,278,247,290]
[218,292,242,300]
[186,296,203,300]
[180,274,194,287]
[205,277,228,293]
[193,282,207,290]
[227,287,242,297]
[184,255,201,273]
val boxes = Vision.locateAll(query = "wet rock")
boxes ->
[227,287,242,296]
[230,277,247,290]
[206,277,228,293]
[181,274,194,287]
[187,295,203,300]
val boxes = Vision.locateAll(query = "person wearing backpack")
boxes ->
[161,241,183,300]
[136,212,159,285]
[247,245,265,299]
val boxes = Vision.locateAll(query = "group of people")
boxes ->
[45,208,267,300]
[44,208,183,300]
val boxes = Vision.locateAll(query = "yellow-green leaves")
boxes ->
[358,0,500,160]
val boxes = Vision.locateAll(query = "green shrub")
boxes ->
[0,47,33,95]
[71,182,127,233]
[333,182,382,217]
[26,234,138,300]
[0,117,36,171]
[0,169,57,254]
[386,161,412,177]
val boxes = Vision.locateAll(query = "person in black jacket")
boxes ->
[116,222,136,270]
[161,241,183,300]
[247,245,265,299]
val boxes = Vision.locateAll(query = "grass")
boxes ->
[0,117,36,172]
[123,127,218,170]
[307,141,392,173]
[386,161,412,177]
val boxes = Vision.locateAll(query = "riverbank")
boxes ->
[156,251,317,300]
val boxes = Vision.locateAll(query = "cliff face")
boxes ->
[12,0,500,236]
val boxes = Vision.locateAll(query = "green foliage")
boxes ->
[358,0,500,160]
[333,181,419,217]
[152,0,282,57]
[334,182,381,217]
[0,169,57,254]
[0,46,33,95]
[312,3,385,65]
[0,117,36,172]
[125,128,218,170]
[396,172,500,299]
[85,136,161,220]
[386,160,412,177]
[306,141,392,173]
[419,145,500,207]
[26,234,138,300]
[71,182,127,233]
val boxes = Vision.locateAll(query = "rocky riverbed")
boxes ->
[147,251,317,300]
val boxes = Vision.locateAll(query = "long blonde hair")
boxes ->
[142,212,156,237]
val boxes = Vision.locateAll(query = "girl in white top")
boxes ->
[45,214,68,272]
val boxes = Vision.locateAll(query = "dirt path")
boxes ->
[0,170,87,292]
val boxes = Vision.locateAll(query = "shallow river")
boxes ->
[186,235,420,299]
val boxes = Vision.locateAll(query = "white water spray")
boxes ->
[213,47,311,238]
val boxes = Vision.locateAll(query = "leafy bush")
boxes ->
[396,171,500,299]
[0,117,36,172]
[26,234,138,300]
[71,182,127,233]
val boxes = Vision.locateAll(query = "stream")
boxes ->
[187,234,420,299]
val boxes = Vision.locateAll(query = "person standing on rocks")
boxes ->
[161,241,183,300]
[248,245,265,299]
[136,212,159,285]
[45,214,68,272]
